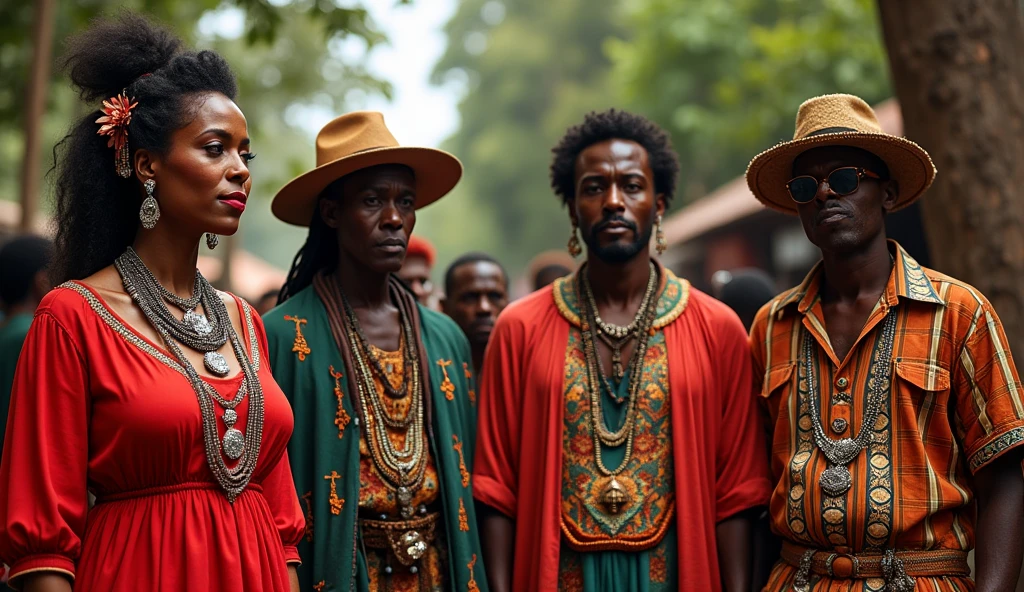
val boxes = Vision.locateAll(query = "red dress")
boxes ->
[0,282,304,591]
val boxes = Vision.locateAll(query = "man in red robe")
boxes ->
[473,109,773,591]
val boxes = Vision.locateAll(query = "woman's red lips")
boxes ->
[219,191,248,212]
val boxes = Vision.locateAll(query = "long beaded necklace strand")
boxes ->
[115,249,263,502]
[341,290,427,519]
[578,264,659,514]
[803,309,897,497]
[582,261,658,393]
[118,247,232,376]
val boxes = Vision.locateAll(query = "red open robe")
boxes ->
[473,275,772,591]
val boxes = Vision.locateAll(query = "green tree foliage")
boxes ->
[422,0,627,276]
[609,0,891,202]
[1,0,393,268]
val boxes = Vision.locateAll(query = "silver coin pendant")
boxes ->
[222,428,245,460]
[183,309,213,336]
[205,351,230,376]
[820,465,852,497]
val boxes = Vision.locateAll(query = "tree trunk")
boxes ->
[878,0,1024,345]
[19,0,56,232]
[878,1,1024,588]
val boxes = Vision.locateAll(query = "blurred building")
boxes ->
[660,99,931,293]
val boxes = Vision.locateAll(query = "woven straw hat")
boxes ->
[272,111,462,226]
[745,94,936,215]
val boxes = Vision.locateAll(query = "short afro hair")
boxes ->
[550,109,680,207]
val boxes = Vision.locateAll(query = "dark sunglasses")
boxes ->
[786,167,881,204]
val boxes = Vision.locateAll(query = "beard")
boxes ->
[582,215,654,264]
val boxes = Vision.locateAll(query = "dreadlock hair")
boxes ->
[550,108,680,207]
[277,196,338,304]
[51,12,237,283]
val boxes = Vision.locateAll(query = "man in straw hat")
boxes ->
[747,94,1024,591]
[264,112,487,592]
[473,108,771,591]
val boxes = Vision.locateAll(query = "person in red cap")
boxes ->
[398,235,438,308]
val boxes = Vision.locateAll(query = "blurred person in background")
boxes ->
[442,252,509,376]
[526,249,575,293]
[747,94,1023,592]
[474,109,770,592]
[397,234,438,309]
[254,286,281,316]
[266,111,487,592]
[710,268,777,331]
[0,234,54,449]
[0,14,304,591]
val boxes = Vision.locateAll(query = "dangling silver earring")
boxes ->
[206,233,219,250]
[655,214,667,255]
[140,178,160,229]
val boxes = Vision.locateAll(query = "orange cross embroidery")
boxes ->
[284,315,311,361]
[324,471,344,515]
[329,365,350,438]
[463,362,476,406]
[458,498,470,531]
[313,581,326,591]
[437,359,455,400]
[453,435,471,487]
[467,554,481,592]
[301,491,314,542]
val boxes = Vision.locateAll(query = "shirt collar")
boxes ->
[778,240,943,316]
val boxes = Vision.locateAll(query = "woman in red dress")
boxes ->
[0,14,303,592]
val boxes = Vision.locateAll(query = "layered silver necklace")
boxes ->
[115,247,263,502]
[802,310,896,497]
[117,247,231,376]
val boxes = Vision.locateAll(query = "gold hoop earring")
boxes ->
[567,220,583,258]
[655,214,667,255]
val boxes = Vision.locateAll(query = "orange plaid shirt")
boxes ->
[751,241,1024,589]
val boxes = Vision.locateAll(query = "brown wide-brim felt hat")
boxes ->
[745,94,936,215]
[272,111,463,226]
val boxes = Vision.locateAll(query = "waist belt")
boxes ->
[781,541,970,592]
[360,512,439,567]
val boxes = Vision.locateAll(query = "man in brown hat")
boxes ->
[264,112,488,592]
[747,94,1024,591]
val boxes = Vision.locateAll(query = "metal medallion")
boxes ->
[205,351,230,376]
[401,530,427,561]
[183,309,213,336]
[831,418,848,434]
[222,428,245,460]
[223,408,238,428]
[820,465,852,497]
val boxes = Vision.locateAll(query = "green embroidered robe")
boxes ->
[264,285,487,592]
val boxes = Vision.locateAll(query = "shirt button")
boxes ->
[836,377,849,389]
[831,418,848,434]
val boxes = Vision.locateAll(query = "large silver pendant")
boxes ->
[820,465,852,497]
[222,428,245,460]
[829,438,862,464]
[183,309,213,336]
[205,351,230,376]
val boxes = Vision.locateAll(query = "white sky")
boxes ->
[359,0,461,148]
[199,0,461,147]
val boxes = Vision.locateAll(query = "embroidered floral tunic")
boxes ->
[264,281,487,592]
[474,265,772,591]
[751,242,1024,591]
[0,283,305,591]
[557,309,678,592]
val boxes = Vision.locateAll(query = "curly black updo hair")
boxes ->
[550,109,680,207]
[51,12,237,283]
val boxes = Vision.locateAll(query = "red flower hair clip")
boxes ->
[96,91,138,178]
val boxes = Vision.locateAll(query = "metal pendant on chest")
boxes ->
[183,308,213,336]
